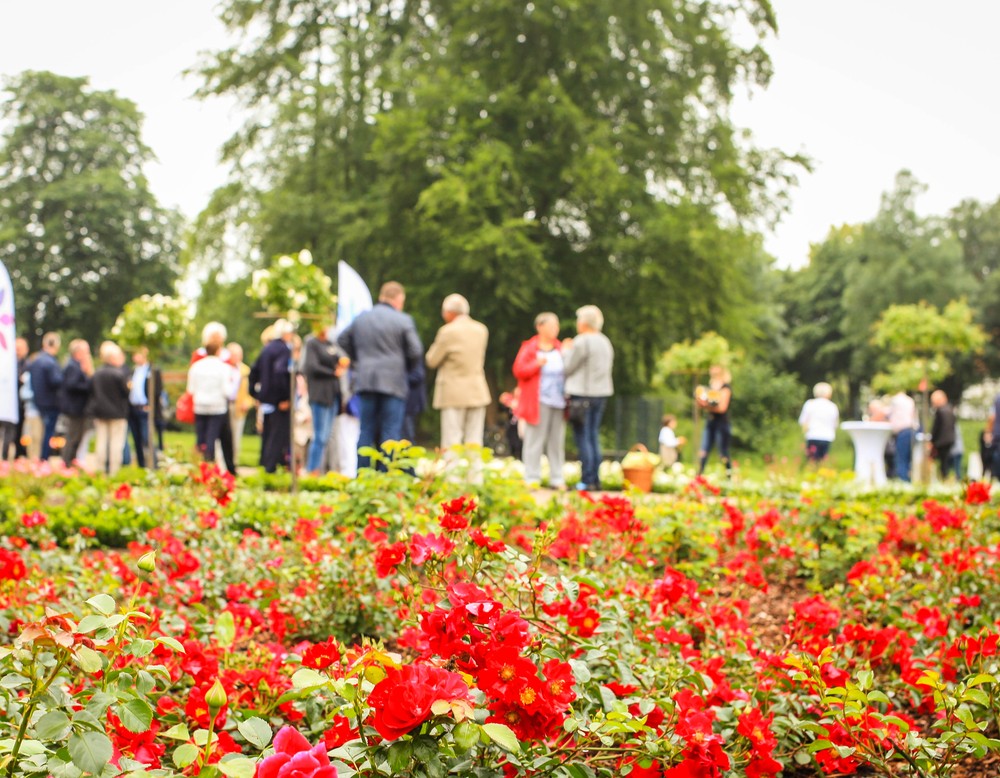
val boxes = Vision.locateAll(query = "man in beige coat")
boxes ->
[426,294,491,481]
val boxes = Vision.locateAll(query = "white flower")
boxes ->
[299,249,313,265]
[278,255,295,269]
[144,322,159,335]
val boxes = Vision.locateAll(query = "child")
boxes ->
[658,414,685,467]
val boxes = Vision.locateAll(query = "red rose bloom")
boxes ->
[367,664,471,741]
[257,726,337,778]
[966,481,990,505]
[302,638,341,670]
[374,542,407,578]
[0,549,27,581]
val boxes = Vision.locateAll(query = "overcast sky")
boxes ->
[2,1,999,269]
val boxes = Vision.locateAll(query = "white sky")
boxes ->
[2,1,999,269]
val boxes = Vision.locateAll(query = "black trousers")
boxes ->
[219,409,236,474]
[260,410,290,473]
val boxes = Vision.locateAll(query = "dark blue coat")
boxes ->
[59,358,92,417]
[249,339,292,406]
[26,351,63,413]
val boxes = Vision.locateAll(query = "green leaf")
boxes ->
[216,756,256,778]
[162,723,190,741]
[127,639,155,658]
[291,668,328,690]
[73,646,104,674]
[86,594,117,616]
[173,743,200,769]
[215,611,236,649]
[156,636,185,654]
[237,717,272,750]
[117,700,154,733]
[963,688,991,707]
[68,731,113,775]
[34,710,71,740]
[76,615,108,634]
[482,723,520,753]
[387,741,413,773]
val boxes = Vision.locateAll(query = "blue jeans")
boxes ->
[307,400,338,473]
[894,429,913,482]
[570,396,607,488]
[40,409,60,460]
[698,415,731,474]
[357,392,406,470]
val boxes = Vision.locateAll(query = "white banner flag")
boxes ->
[336,260,373,333]
[0,261,17,424]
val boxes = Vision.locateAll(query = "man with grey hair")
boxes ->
[426,293,491,481]
[562,305,614,491]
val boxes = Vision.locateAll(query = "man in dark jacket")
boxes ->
[59,339,93,465]
[249,320,294,473]
[26,332,63,460]
[930,390,962,480]
[337,281,423,470]
[302,327,344,474]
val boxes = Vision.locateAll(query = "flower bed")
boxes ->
[1,457,999,777]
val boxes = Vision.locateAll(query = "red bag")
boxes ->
[175,391,195,424]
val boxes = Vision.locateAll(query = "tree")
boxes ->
[778,172,974,411]
[0,71,181,346]
[195,0,804,391]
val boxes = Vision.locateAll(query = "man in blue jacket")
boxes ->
[26,332,63,460]
[337,282,423,470]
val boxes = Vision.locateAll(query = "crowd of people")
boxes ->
[4,287,993,487]
[3,334,167,475]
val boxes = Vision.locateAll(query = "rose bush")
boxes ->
[0,456,999,777]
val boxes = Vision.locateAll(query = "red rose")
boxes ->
[302,639,341,670]
[0,549,27,581]
[257,727,337,778]
[374,542,407,578]
[367,664,471,741]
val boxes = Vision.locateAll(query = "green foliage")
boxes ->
[778,172,975,400]
[871,300,986,392]
[111,294,191,359]
[193,0,804,391]
[729,360,801,453]
[0,71,181,346]
[656,332,733,383]
[248,249,335,327]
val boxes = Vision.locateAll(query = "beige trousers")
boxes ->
[439,406,488,483]
[94,418,128,475]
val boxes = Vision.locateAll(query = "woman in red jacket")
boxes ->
[512,312,566,489]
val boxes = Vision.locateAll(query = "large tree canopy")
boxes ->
[778,171,983,410]
[195,0,803,388]
[0,71,181,346]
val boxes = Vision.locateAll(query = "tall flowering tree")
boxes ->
[111,294,190,360]
[248,250,335,327]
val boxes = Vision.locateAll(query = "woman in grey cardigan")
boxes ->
[562,305,614,491]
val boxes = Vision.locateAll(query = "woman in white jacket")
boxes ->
[187,342,235,472]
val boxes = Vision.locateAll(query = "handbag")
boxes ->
[175,391,196,424]
[567,397,592,425]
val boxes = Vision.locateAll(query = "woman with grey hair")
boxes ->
[562,305,614,491]
[798,381,839,464]
[513,312,567,489]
